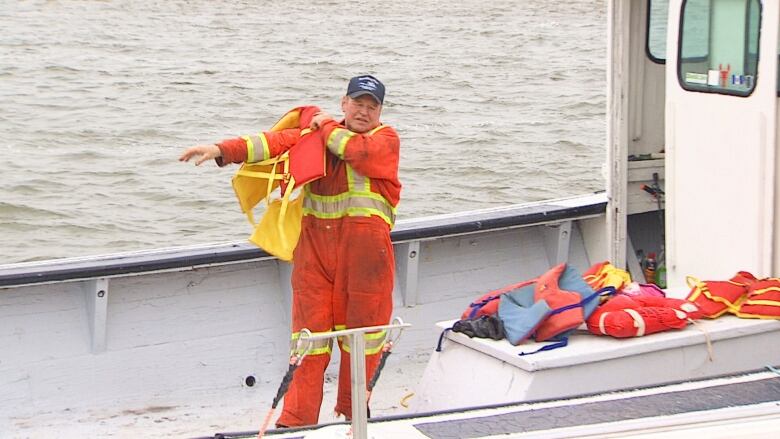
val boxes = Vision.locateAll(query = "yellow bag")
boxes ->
[249,192,304,261]
[582,261,632,291]
[231,107,324,261]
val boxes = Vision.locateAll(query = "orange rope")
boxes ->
[257,408,276,439]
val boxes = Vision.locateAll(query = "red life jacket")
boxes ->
[736,277,780,319]
[534,264,591,342]
[684,271,757,318]
[587,294,701,338]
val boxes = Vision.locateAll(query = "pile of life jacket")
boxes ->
[685,271,780,320]
[454,263,604,353]
[450,262,780,355]
[451,261,703,352]
[582,261,702,338]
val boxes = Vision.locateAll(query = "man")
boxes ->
[179,75,401,427]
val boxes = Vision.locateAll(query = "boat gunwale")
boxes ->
[0,192,607,288]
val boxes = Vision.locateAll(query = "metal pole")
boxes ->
[350,332,368,439]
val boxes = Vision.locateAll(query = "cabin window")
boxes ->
[678,0,761,97]
[647,0,669,63]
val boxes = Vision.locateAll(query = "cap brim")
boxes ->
[348,91,382,104]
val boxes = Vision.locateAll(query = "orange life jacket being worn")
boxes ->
[230,106,327,260]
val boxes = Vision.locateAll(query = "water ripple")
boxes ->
[0,0,607,263]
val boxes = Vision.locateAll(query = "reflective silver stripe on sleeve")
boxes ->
[244,134,270,163]
[326,128,355,158]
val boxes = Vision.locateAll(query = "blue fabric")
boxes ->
[466,284,533,318]
[558,265,598,319]
[505,283,537,307]
[498,289,552,346]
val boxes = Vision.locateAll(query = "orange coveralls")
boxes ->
[217,111,401,427]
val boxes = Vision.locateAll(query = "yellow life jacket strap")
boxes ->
[234,151,291,225]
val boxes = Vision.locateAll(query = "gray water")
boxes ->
[0,0,607,264]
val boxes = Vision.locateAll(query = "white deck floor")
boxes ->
[4,351,429,438]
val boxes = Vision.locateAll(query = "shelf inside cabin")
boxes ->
[627,156,664,215]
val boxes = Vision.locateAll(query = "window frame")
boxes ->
[646,0,668,64]
[676,0,762,98]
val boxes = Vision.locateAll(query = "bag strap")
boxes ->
[519,337,568,356]
[517,286,614,356]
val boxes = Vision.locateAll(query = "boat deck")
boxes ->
[409,314,780,414]
[206,371,780,438]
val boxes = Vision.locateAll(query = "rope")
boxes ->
[687,318,714,362]
[400,392,415,408]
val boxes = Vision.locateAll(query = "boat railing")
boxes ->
[0,192,607,288]
[258,318,412,439]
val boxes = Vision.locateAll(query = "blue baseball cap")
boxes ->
[346,75,385,105]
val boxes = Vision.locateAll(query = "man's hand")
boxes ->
[179,144,222,166]
[310,112,334,130]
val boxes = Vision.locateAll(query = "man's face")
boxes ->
[341,94,382,133]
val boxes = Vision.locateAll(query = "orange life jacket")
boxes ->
[587,294,700,338]
[736,277,780,319]
[684,271,757,318]
[461,279,537,320]
[533,263,595,341]
[460,263,603,347]
[231,106,326,261]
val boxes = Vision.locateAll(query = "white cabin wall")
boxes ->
[665,0,779,285]
[776,91,780,273]
[773,7,780,275]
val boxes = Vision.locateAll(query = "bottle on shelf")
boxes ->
[643,252,657,285]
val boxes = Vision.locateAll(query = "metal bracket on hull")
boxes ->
[394,241,421,307]
[277,260,294,326]
[543,221,572,265]
[83,278,109,353]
